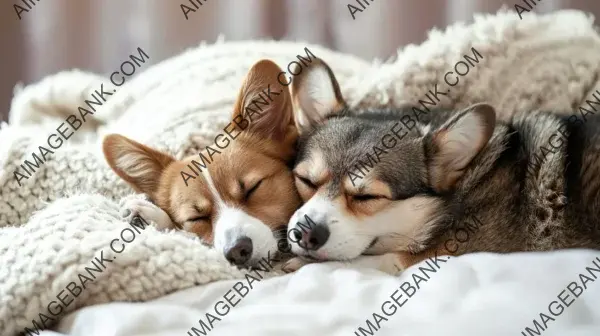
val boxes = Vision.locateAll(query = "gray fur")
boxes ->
[296,106,600,255]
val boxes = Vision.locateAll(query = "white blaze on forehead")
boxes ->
[201,168,225,210]
[288,192,332,226]
[201,169,276,262]
[297,149,328,181]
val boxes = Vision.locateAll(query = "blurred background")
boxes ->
[1,0,599,122]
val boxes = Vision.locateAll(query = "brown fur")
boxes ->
[103,60,302,244]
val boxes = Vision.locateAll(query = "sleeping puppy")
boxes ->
[283,58,600,273]
[103,59,302,268]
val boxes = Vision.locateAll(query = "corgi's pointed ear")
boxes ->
[426,103,496,192]
[232,59,296,141]
[102,134,174,195]
[291,59,347,134]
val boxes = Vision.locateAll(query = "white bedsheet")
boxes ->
[44,250,600,336]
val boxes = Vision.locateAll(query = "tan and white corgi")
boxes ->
[103,60,302,268]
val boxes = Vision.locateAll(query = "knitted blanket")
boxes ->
[2,9,600,336]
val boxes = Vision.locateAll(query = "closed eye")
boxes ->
[245,179,263,200]
[187,216,210,222]
[352,194,386,202]
[295,174,317,189]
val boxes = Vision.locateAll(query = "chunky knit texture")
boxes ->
[2,9,600,336]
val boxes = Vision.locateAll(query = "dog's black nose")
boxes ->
[225,236,253,265]
[302,225,330,251]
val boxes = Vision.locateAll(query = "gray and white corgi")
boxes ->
[283,58,600,272]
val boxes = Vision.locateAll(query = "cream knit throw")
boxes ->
[2,9,600,336]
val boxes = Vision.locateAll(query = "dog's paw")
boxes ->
[282,257,313,273]
[119,195,174,230]
[333,253,405,275]
[378,253,406,276]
